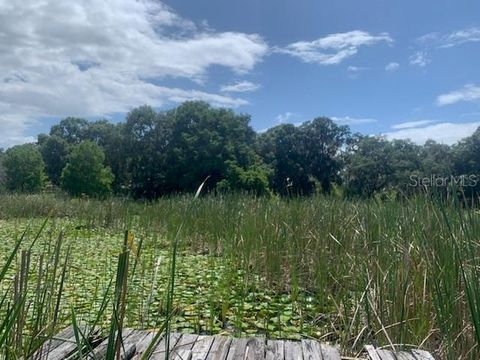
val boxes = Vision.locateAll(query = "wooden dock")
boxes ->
[31,327,436,359]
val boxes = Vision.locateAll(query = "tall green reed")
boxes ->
[2,192,480,359]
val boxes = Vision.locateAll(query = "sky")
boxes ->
[1,0,480,148]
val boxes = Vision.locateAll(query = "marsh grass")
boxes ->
[1,193,480,359]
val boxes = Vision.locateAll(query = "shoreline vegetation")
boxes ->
[1,193,480,359]
[2,101,480,201]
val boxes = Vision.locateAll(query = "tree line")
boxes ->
[1,101,480,199]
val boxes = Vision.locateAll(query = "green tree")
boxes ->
[121,102,266,198]
[257,118,349,196]
[389,139,422,195]
[300,117,350,193]
[50,117,89,144]
[453,127,480,175]
[343,136,394,197]
[85,120,127,192]
[257,124,313,195]
[217,160,272,196]
[38,135,70,185]
[4,144,45,193]
[451,127,480,198]
[123,105,171,198]
[61,141,114,197]
[343,137,422,198]
[163,101,259,194]
[421,140,454,176]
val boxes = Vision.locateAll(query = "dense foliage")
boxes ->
[3,144,45,193]
[1,100,480,198]
[61,141,114,197]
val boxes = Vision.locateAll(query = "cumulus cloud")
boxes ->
[385,62,400,72]
[385,121,480,145]
[276,31,393,65]
[436,84,480,106]
[0,0,269,147]
[220,81,260,93]
[0,113,37,149]
[409,51,430,67]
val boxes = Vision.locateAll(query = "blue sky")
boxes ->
[1,0,480,148]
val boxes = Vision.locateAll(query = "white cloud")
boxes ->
[0,113,37,149]
[276,112,298,123]
[220,81,260,93]
[391,119,436,130]
[346,65,368,79]
[417,27,480,48]
[441,27,480,48]
[347,66,368,72]
[385,62,400,72]
[409,51,430,67]
[436,84,480,106]
[0,0,269,147]
[385,122,480,145]
[277,30,393,65]
[416,32,440,45]
[331,116,377,125]
[257,112,301,133]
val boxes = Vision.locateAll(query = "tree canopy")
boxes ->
[0,100,477,199]
[61,141,114,197]
[4,144,45,193]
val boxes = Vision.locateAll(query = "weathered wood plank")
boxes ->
[31,326,76,360]
[265,340,284,360]
[191,335,215,360]
[130,331,157,360]
[365,345,399,360]
[175,333,199,350]
[85,328,135,359]
[320,343,340,360]
[46,335,91,360]
[365,345,382,360]
[205,336,232,360]
[411,349,436,360]
[43,328,437,360]
[46,326,100,360]
[244,338,265,360]
[44,342,75,360]
[301,339,321,360]
[284,340,303,360]
[396,351,416,360]
[172,334,199,360]
[225,338,248,360]
[376,349,397,360]
[225,338,238,360]
[174,349,193,360]
[266,340,284,360]
[151,333,183,360]
[120,329,151,359]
